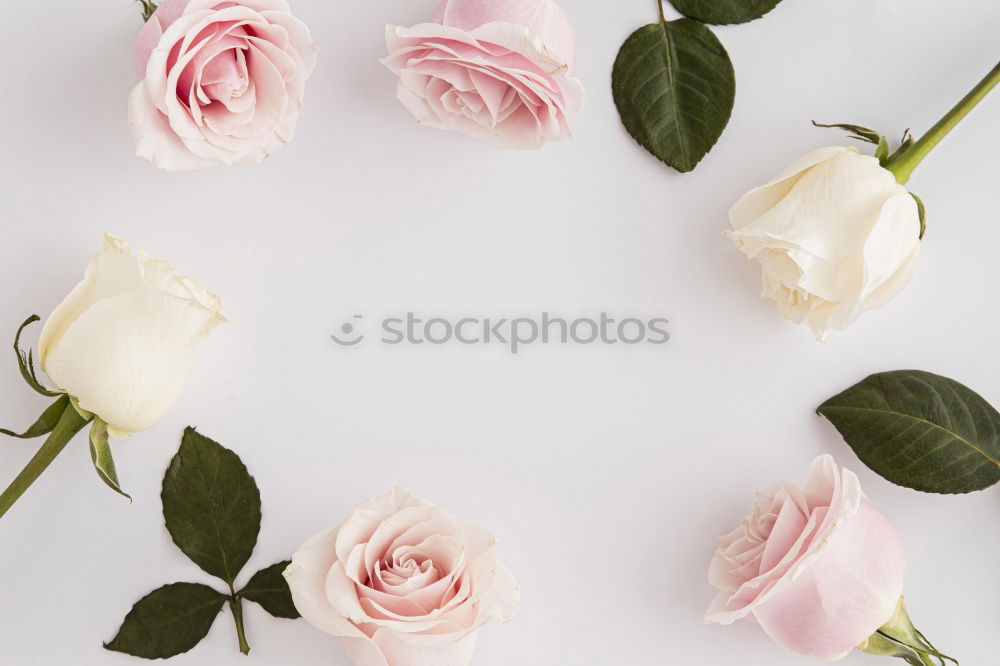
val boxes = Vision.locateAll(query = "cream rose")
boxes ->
[38,234,224,437]
[129,0,317,171]
[727,146,922,340]
[706,455,907,661]
[382,0,584,149]
[284,488,520,666]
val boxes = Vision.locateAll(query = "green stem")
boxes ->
[0,404,88,519]
[656,0,666,23]
[886,61,1000,184]
[229,596,250,656]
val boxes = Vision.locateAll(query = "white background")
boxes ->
[0,1,997,665]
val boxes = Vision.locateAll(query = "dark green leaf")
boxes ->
[89,419,131,501]
[819,370,1000,494]
[12,315,61,398]
[138,0,158,22]
[239,561,299,619]
[1,395,70,439]
[910,191,927,239]
[105,583,226,659]
[669,0,782,25]
[162,427,261,584]
[612,19,735,173]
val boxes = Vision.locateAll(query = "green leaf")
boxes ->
[1,395,70,439]
[89,419,131,502]
[669,0,782,25]
[105,582,227,659]
[11,316,61,398]
[239,561,300,619]
[612,19,735,173]
[910,191,927,239]
[818,370,1000,494]
[138,0,158,22]
[162,427,261,585]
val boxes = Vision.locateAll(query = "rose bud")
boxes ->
[382,0,585,149]
[39,234,224,436]
[129,0,317,171]
[284,487,520,666]
[706,455,952,664]
[726,63,1000,340]
[726,146,921,340]
[0,234,223,518]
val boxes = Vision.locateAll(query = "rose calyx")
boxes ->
[860,599,957,666]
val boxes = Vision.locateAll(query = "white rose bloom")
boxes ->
[38,234,224,437]
[727,146,921,340]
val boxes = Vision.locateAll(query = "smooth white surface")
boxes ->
[0,1,997,665]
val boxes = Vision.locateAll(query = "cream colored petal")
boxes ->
[864,244,920,312]
[39,234,144,368]
[860,193,921,307]
[729,147,851,230]
[42,287,221,434]
[137,251,224,314]
[741,151,908,260]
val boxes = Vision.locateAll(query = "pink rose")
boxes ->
[706,455,906,661]
[284,488,520,666]
[128,0,317,171]
[382,0,585,149]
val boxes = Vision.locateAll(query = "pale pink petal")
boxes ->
[128,82,214,171]
[752,499,906,660]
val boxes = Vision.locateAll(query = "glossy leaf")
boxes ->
[104,583,226,659]
[669,0,782,25]
[612,19,735,173]
[1,395,70,439]
[240,561,300,619]
[819,370,1000,494]
[162,428,261,584]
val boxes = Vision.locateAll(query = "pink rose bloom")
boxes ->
[706,455,906,661]
[382,0,585,149]
[129,0,317,171]
[284,488,520,666]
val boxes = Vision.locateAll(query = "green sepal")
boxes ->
[89,419,131,502]
[12,316,61,398]
[812,121,891,165]
[861,601,957,665]
[138,0,158,22]
[69,396,93,421]
[1,394,71,439]
[910,191,927,239]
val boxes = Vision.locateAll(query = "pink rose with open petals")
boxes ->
[284,488,520,666]
[382,0,584,149]
[129,0,317,171]
[706,455,906,661]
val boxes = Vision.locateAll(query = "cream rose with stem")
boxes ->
[0,234,223,520]
[728,60,999,339]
